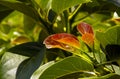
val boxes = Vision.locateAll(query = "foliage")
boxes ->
[0,0,120,79]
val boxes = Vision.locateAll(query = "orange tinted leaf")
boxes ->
[82,33,94,46]
[77,22,94,35]
[43,33,80,51]
[11,36,31,45]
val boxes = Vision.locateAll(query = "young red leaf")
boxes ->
[77,22,94,46]
[82,33,94,46]
[77,22,94,35]
[43,33,80,51]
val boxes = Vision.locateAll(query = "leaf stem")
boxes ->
[69,4,81,20]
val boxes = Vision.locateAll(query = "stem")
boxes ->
[71,14,91,27]
[92,42,97,62]
[63,10,71,33]
[69,4,82,20]
[72,49,94,64]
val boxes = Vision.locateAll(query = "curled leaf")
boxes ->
[43,33,80,51]
[77,22,94,46]
[77,22,94,35]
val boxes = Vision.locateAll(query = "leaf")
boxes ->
[39,56,94,79]
[77,22,94,46]
[43,33,80,51]
[79,73,120,79]
[31,61,55,79]
[0,5,13,22]
[82,33,94,46]
[108,0,120,7]
[77,22,94,35]
[0,0,39,21]
[11,36,31,45]
[52,0,91,14]
[96,26,120,48]
[57,71,96,79]
[8,42,43,57]
[16,46,45,79]
[0,52,26,79]
[39,0,51,10]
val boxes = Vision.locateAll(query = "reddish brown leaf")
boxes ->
[82,33,94,46]
[43,33,80,51]
[77,22,94,35]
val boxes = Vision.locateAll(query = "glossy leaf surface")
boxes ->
[16,46,45,79]
[39,56,94,79]
[77,22,94,35]
[43,33,80,51]
[8,42,43,57]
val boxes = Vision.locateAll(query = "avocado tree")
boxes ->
[0,0,120,79]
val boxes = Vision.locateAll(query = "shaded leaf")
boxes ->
[0,5,13,22]
[0,0,39,21]
[16,46,45,79]
[108,0,120,7]
[39,56,94,79]
[52,0,91,14]
[8,42,43,57]
[105,44,120,60]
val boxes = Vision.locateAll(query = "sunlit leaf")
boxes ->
[96,26,120,48]
[77,22,94,46]
[31,61,55,79]
[77,22,94,35]
[11,36,31,45]
[0,52,26,79]
[43,33,80,52]
[52,0,91,14]
[82,33,94,46]
[39,56,94,79]
[79,73,120,79]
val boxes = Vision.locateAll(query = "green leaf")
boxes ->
[16,46,45,79]
[0,0,39,21]
[23,15,36,35]
[31,61,55,79]
[79,73,120,79]
[0,52,26,79]
[57,71,96,79]
[39,0,51,10]
[39,56,94,79]
[0,5,13,22]
[8,42,43,57]
[96,26,120,48]
[108,0,120,7]
[52,0,91,14]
